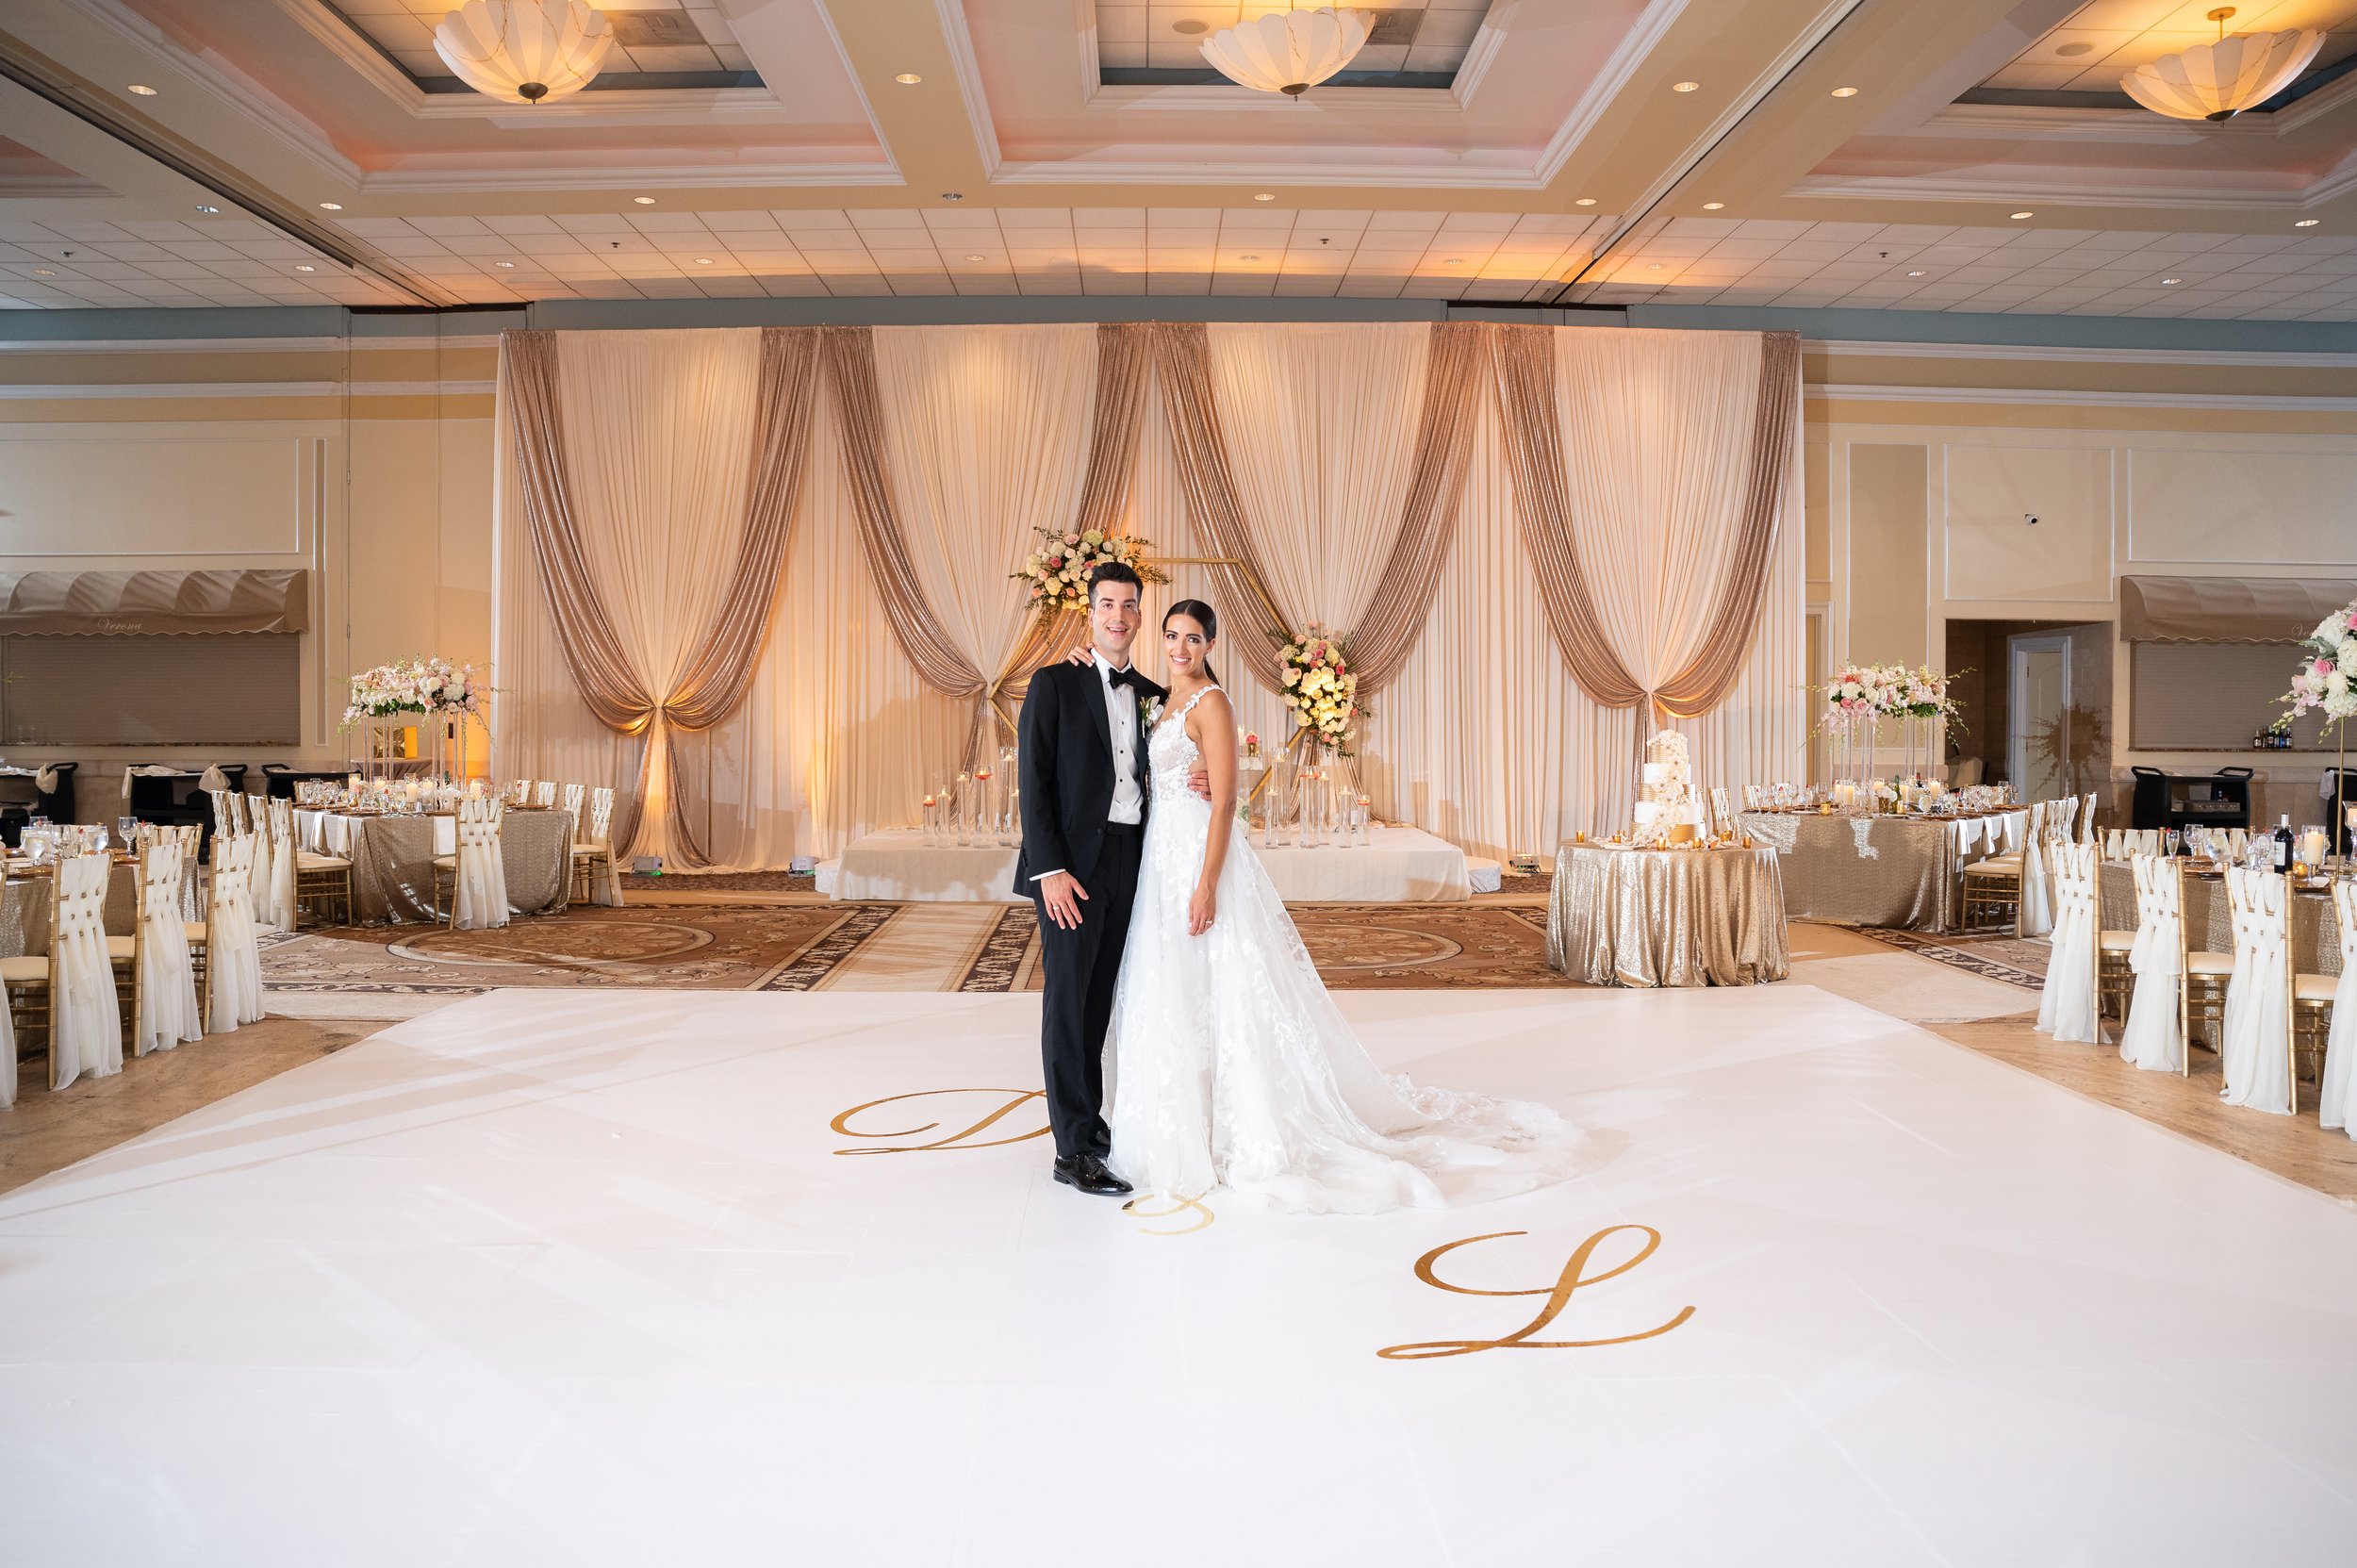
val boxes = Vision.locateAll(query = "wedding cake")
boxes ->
[1632,730,1705,844]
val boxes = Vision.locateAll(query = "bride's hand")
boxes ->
[1063,644,1094,667]
[1187,882,1217,937]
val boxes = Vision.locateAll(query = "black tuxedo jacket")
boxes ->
[1012,659,1167,895]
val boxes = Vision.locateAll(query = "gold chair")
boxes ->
[294,807,353,929]
[2174,860,2233,1073]
[1961,801,2041,933]
[571,785,619,906]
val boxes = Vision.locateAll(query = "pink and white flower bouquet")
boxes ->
[1278,622,1365,756]
[2283,597,2357,729]
[341,657,487,727]
[1011,525,1168,619]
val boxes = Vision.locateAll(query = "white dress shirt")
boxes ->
[1030,652,1144,883]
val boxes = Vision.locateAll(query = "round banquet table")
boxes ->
[1546,842,1790,987]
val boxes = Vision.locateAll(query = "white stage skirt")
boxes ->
[819,825,1474,903]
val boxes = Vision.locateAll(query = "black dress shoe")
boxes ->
[1053,1153,1134,1197]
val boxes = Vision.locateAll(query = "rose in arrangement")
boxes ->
[1010,525,1169,619]
[2282,598,2357,728]
[1277,622,1366,755]
[341,657,487,728]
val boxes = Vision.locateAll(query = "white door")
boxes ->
[2009,634,2071,801]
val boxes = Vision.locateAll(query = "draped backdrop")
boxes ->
[492,322,1805,868]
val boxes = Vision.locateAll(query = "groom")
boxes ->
[1014,562,1199,1197]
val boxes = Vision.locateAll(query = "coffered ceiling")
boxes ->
[4,0,2357,319]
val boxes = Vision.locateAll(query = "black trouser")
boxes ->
[1032,823,1142,1159]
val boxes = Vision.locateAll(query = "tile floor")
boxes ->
[3,985,2354,1565]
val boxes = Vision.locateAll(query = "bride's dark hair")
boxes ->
[1163,599,1220,686]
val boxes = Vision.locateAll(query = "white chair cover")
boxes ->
[206,835,265,1033]
[2103,829,2161,861]
[2036,840,2102,1044]
[2118,853,2185,1073]
[561,781,585,844]
[2218,867,2294,1115]
[50,853,124,1089]
[531,780,558,808]
[2317,882,2357,1136]
[261,798,299,931]
[2017,801,2053,937]
[209,788,235,839]
[135,839,203,1055]
[2077,791,2097,845]
[580,785,624,906]
[452,796,509,931]
[247,797,276,931]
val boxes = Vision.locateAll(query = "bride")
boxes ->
[1096,599,1583,1215]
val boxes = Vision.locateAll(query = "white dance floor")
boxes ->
[5,986,2357,1565]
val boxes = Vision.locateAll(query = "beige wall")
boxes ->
[0,330,494,812]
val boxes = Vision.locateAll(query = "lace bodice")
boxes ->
[1147,685,1218,803]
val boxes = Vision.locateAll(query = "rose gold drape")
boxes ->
[1492,324,1800,722]
[503,326,820,866]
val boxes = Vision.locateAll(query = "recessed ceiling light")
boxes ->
[894,73,921,85]
[633,196,655,206]
[1574,196,1597,206]
[127,84,158,96]
[2055,41,2095,58]
[941,191,963,201]
[1906,270,1926,277]
[2010,210,2034,220]
[1173,18,1210,34]
[1672,80,1700,92]
[695,256,714,265]
[194,204,219,213]
[2162,276,2183,285]
[1254,192,1275,202]
[1702,201,1723,210]
[293,264,316,272]
[1240,254,1259,261]
[318,201,342,211]
[2296,218,2321,227]
[964,253,986,261]
[32,268,54,276]
[1647,262,1665,271]
[496,260,517,269]
[1830,86,1858,97]
[1444,257,1465,266]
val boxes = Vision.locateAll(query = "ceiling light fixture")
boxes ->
[1830,86,1858,97]
[1240,254,1260,261]
[1907,270,1926,277]
[1672,80,1700,92]
[694,257,714,265]
[194,204,219,214]
[1443,257,1465,266]
[1253,192,1275,202]
[941,191,963,201]
[2011,210,2034,220]
[497,260,517,268]
[1200,6,1372,95]
[2296,218,2321,226]
[319,202,342,211]
[294,264,316,272]
[127,84,157,96]
[32,268,54,276]
[634,196,655,205]
[2163,276,2183,284]
[964,253,986,261]
[1574,196,1597,206]
[1702,201,1724,210]
[895,73,922,85]
[435,0,613,105]
[1647,262,1665,271]
[2120,8,2320,122]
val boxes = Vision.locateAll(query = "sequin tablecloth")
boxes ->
[1737,809,2028,933]
[2100,861,2341,977]
[0,859,203,958]
[293,808,572,925]
[1547,843,1789,987]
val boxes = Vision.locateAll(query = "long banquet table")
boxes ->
[0,855,203,958]
[1737,807,2029,933]
[294,807,572,925]
[2099,859,2342,978]
[1546,841,1789,987]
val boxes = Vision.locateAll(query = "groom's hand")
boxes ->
[1190,768,1211,801]
[1038,869,1088,930]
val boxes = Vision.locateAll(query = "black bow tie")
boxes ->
[1106,664,1147,693]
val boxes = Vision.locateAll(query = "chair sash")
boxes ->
[206,835,265,1032]
[561,781,586,849]
[580,785,624,907]
[2036,840,2102,1043]
[261,798,299,930]
[135,839,203,1055]
[452,796,510,931]
[2319,881,2357,1135]
[248,796,277,931]
[209,789,235,839]
[2017,801,2053,937]
[2218,867,2294,1115]
[49,853,124,1089]
[531,780,558,809]
[2078,790,2097,845]
[2118,853,2184,1073]
[506,779,534,807]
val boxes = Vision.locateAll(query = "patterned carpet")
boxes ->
[620,869,817,893]
[261,903,899,1002]
[1852,927,2049,991]
[956,902,1569,992]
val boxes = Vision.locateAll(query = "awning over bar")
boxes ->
[0,569,310,635]
[2118,574,2355,644]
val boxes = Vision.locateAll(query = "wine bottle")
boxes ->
[2273,813,2294,870]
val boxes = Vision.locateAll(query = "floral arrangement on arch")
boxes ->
[1011,525,1169,619]
[2281,596,2357,730]
[1278,622,1366,756]
[340,657,486,728]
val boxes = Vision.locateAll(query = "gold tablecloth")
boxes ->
[299,809,572,926]
[0,860,203,958]
[2100,861,2341,977]
[1547,843,1789,987]
[1738,808,2028,933]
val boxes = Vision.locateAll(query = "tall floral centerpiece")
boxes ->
[1010,525,1169,619]
[1278,622,1364,759]
[1823,663,1895,795]
[2279,594,2357,857]
[1894,665,1963,787]
[341,657,487,783]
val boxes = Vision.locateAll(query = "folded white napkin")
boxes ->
[122,764,190,801]
[198,765,228,792]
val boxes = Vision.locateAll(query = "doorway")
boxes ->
[2010,633,2071,803]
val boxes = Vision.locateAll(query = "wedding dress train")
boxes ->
[1104,686,1583,1214]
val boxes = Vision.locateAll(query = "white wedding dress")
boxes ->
[1104,686,1584,1213]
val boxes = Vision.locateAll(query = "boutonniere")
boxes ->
[1140,695,1162,728]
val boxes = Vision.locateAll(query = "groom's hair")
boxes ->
[1089,561,1143,599]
